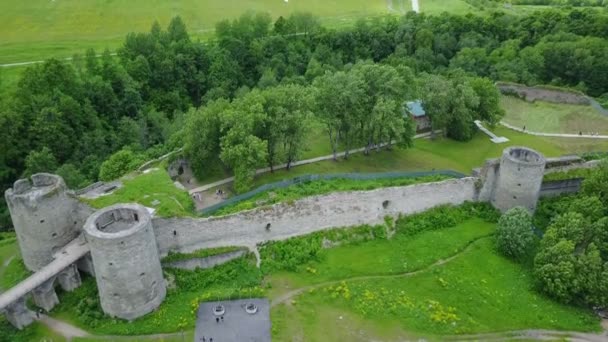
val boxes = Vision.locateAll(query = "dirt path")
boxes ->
[39,315,90,339]
[445,327,608,342]
[270,236,607,342]
[39,314,186,341]
[501,121,608,139]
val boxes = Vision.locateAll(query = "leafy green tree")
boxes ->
[183,99,230,179]
[469,77,505,126]
[534,211,608,306]
[351,63,416,153]
[220,132,267,194]
[262,84,313,169]
[313,71,364,160]
[23,147,58,177]
[98,149,144,181]
[582,159,608,206]
[55,163,89,189]
[495,206,535,259]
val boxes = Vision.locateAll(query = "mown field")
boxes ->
[501,95,608,135]
[0,0,394,65]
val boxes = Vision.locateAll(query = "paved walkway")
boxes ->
[0,236,89,310]
[501,121,608,139]
[188,131,438,195]
[474,120,509,143]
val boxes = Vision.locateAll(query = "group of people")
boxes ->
[199,316,225,342]
[215,189,225,196]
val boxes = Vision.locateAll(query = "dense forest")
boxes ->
[1,8,608,229]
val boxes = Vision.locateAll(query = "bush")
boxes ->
[98,149,146,181]
[395,202,499,236]
[495,207,535,259]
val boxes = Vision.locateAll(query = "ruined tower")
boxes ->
[5,173,91,271]
[492,147,546,213]
[83,204,166,320]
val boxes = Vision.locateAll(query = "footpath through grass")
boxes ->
[501,95,608,134]
[263,203,600,339]
[271,239,599,340]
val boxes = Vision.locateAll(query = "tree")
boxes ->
[495,206,535,259]
[582,159,608,207]
[534,211,608,307]
[98,149,144,181]
[469,77,505,126]
[313,71,364,160]
[261,84,313,169]
[55,163,89,189]
[23,147,58,177]
[183,99,229,179]
[350,63,416,153]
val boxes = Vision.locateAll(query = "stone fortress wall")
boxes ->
[0,146,594,328]
[153,177,479,256]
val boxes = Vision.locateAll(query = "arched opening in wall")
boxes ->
[178,166,184,175]
[134,213,139,222]
[382,200,391,209]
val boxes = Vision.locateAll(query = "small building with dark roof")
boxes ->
[405,100,431,132]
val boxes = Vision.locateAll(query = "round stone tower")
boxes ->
[492,146,546,213]
[5,173,84,271]
[83,204,166,320]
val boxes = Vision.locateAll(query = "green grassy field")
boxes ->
[248,126,608,188]
[271,238,599,340]
[501,95,608,135]
[84,168,195,217]
[0,0,394,65]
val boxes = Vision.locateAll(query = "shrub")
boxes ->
[396,202,499,236]
[495,207,535,259]
[98,149,146,181]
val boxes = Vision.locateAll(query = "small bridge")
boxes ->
[0,236,90,329]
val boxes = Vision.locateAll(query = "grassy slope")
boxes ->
[0,239,30,290]
[271,237,599,340]
[84,168,194,217]
[501,95,608,134]
[266,218,495,291]
[250,126,608,188]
